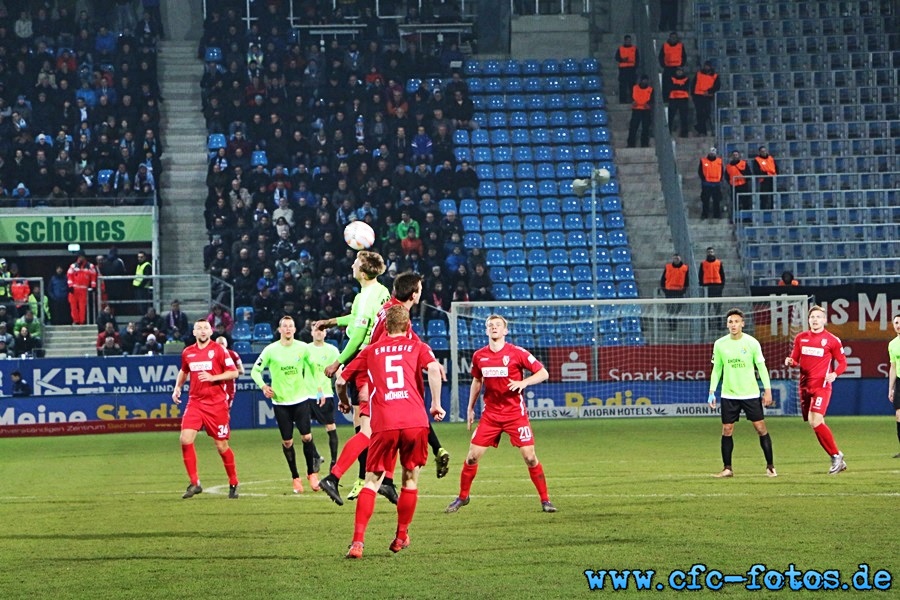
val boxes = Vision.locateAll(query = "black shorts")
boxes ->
[721,397,765,424]
[273,402,313,439]
[894,379,900,410]
[310,396,336,425]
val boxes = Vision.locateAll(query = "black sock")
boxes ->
[283,444,300,479]
[328,429,339,464]
[383,476,394,487]
[357,448,368,480]
[302,439,318,475]
[428,424,442,455]
[896,422,900,445]
[759,433,774,467]
[721,435,734,469]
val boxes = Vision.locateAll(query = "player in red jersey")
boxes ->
[445,314,556,513]
[216,335,245,409]
[172,319,241,498]
[335,305,445,558]
[784,305,848,474]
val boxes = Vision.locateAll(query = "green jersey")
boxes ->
[250,340,317,405]
[307,341,340,399]
[335,280,390,364]
[889,336,900,376]
[709,333,771,400]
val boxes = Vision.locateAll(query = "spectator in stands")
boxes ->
[698,247,725,298]
[0,304,14,331]
[0,322,14,350]
[667,66,690,137]
[67,251,97,326]
[120,322,140,355]
[691,61,719,137]
[615,35,639,104]
[204,234,227,270]
[447,89,475,131]
[660,253,688,330]
[100,335,124,357]
[627,74,653,148]
[0,338,10,359]
[778,271,799,286]
[752,146,777,210]
[698,147,724,219]
[401,228,424,258]
[10,370,32,395]
[97,304,118,333]
[207,304,234,333]
[97,321,122,356]
[726,150,753,211]
[468,263,494,301]
[49,265,71,322]
[139,306,165,341]
[164,300,189,339]
[14,325,42,357]
[658,31,685,101]
[137,332,163,355]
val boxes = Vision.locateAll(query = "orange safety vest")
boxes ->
[693,72,718,95]
[701,157,723,183]
[618,45,637,68]
[662,42,683,67]
[726,161,748,187]
[777,279,799,286]
[754,155,777,176]
[669,76,690,99]
[632,85,652,110]
[664,263,688,291]
[700,260,723,285]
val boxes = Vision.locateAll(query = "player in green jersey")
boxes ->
[888,314,900,458]
[708,308,776,478]
[307,325,341,469]
[251,316,324,494]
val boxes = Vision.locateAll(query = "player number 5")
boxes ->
[385,355,405,390]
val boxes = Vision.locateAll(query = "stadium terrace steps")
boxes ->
[42,325,100,358]
[157,40,214,320]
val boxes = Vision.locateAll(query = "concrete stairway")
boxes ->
[42,325,98,358]
[157,41,213,321]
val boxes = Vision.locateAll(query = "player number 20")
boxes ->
[385,355,405,390]
[517,426,533,442]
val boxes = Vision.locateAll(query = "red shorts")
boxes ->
[471,411,535,448]
[182,401,231,440]
[355,373,370,417]
[366,427,429,472]
[800,387,832,421]
[359,399,370,418]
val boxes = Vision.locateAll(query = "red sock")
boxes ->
[459,462,478,500]
[396,488,418,538]
[181,444,198,485]
[332,432,370,479]
[219,447,238,485]
[353,487,376,544]
[528,463,549,502]
[813,424,839,456]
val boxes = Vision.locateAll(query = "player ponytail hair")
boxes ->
[357,250,386,280]
[385,304,410,335]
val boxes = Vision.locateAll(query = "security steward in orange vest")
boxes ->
[660,253,688,330]
[699,147,724,219]
[691,61,720,135]
[615,35,639,104]
[752,146,777,210]
[658,31,685,102]
[627,74,653,148]
[667,66,690,136]
[698,247,725,298]
[726,150,753,211]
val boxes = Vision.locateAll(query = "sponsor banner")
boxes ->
[752,284,900,341]
[0,418,180,438]
[0,214,153,244]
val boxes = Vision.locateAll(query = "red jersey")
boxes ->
[223,348,242,405]
[790,329,847,389]
[180,341,237,405]
[471,342,545,419]
[369,297,420,344]
[342,336,436,433]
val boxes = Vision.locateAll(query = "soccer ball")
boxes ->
[596,167,611,184]
[343,221,375,250]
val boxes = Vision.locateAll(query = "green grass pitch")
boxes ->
[1,417,897,599]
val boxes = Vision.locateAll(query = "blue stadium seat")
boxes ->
[602,196,622,213]
[553,283,574,299]
[490,130,510,145]
[426,320,448,337]
[501,214,521,231]
[543,214,563,230]
[508,266,529,283]
[572,128,591,143]
[510,129,530,145]
[438,199,457,215]
[524,231,545,249]
[617,282,639,298]
[591,127,611,143]
[493,283,510,300]
[463,233,482,250]
[564,76,584,92]
[546,231,566,248]
[234,306,255,324]
[506,249,526,265]
[547,248,568,265]
[561,57,580,74]
[252,322,274,342]
[530,266,551,283]
[513,146,533,162]
[527,248,548,265]
[485,249,505,266]
[204,46,223,62]
[207,133,227,150]
[566,231,587,248]
[614,264,635,281]
[232,322,252,341]
[490,266,508,283]
[463,60,480,75]
[542,58,560,74]
[484,232,503,248]
[525,94,546,110]
[497,181,516,198]
[501,59,521,75]
[551,265,571,282]
[547,94,566,110]
[251,151,268,167]
[605,212,625,229]
[492,147,512,162]
[610,247,632,264]
[534,146,553,162]
[574,283,595,299]
[461,216,480,232]
[503,77,523,93]
[570,248,589,264]
[581,57,599,73]
[572,265,592,282]
[537,180,557,197]
[596,265,614,281]
[454,147,471,163]
[607,230,628,247]
[511,283,532,300]
[522,59,541,75]
[429,337,449,351]
[531,283,552,301]
[233,341,253,354]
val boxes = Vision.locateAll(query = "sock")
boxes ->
[428,425,442,455]
[813,423,839,456]
[327,429,339,464]
[331,431,370,479]
[396,488,418,539]
[181,443,198,485]
[528,463,549,502]
[302,438,318,474]
[459,462,478,500]
[896,422,900,446]
[219,447,238,486]
[721,435,734,469]
[283,444,300,479]
[352,487,376,544]
[357,447,368,480]
[383,476,394,488]
[759,433,774,467]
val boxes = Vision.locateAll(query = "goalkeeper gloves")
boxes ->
[707,392,717,408]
